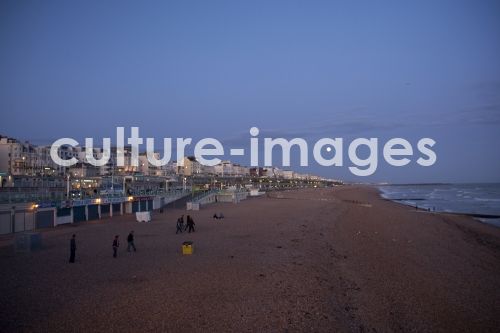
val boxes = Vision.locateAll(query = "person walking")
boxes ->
[186,215,195,233]
[112,235,119,258]
[69,234,76,263]
[127,231,136,252]
[176,217,184,234]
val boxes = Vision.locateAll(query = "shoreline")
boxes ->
[375,184,500,227]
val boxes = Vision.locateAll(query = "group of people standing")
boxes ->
[176,215,196,234]
[212,212,225,219]
[69,230,137,263]
[69,212,213,263]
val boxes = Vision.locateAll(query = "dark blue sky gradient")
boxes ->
[1,1,499,182]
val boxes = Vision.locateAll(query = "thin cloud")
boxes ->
[455,104,500,125]
[219,111,409,147]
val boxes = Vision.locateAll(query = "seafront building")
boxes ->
[0,134,340,235]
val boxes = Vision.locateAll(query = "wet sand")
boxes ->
[1,186,499,332]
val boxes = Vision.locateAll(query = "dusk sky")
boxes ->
[1,0,499,183]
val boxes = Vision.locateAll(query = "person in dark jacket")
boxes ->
[176,217,184,234]
[186,215,195,233]
[69,234,76,263]
[127,231,136,252]
[112,235,119,258]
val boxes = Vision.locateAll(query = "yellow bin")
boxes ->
[182,241,194,255]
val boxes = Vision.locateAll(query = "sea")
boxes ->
[378,183,500,227]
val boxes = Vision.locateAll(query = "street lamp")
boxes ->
[66,174,70,199]
[33,204,38,232]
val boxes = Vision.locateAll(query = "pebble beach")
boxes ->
[1,186,499,332]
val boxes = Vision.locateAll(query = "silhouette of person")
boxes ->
[127,231,136,252]
[176,217,184,234]
[186,215,195,233]
[69,234,76,263]
[112,235,119,258]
